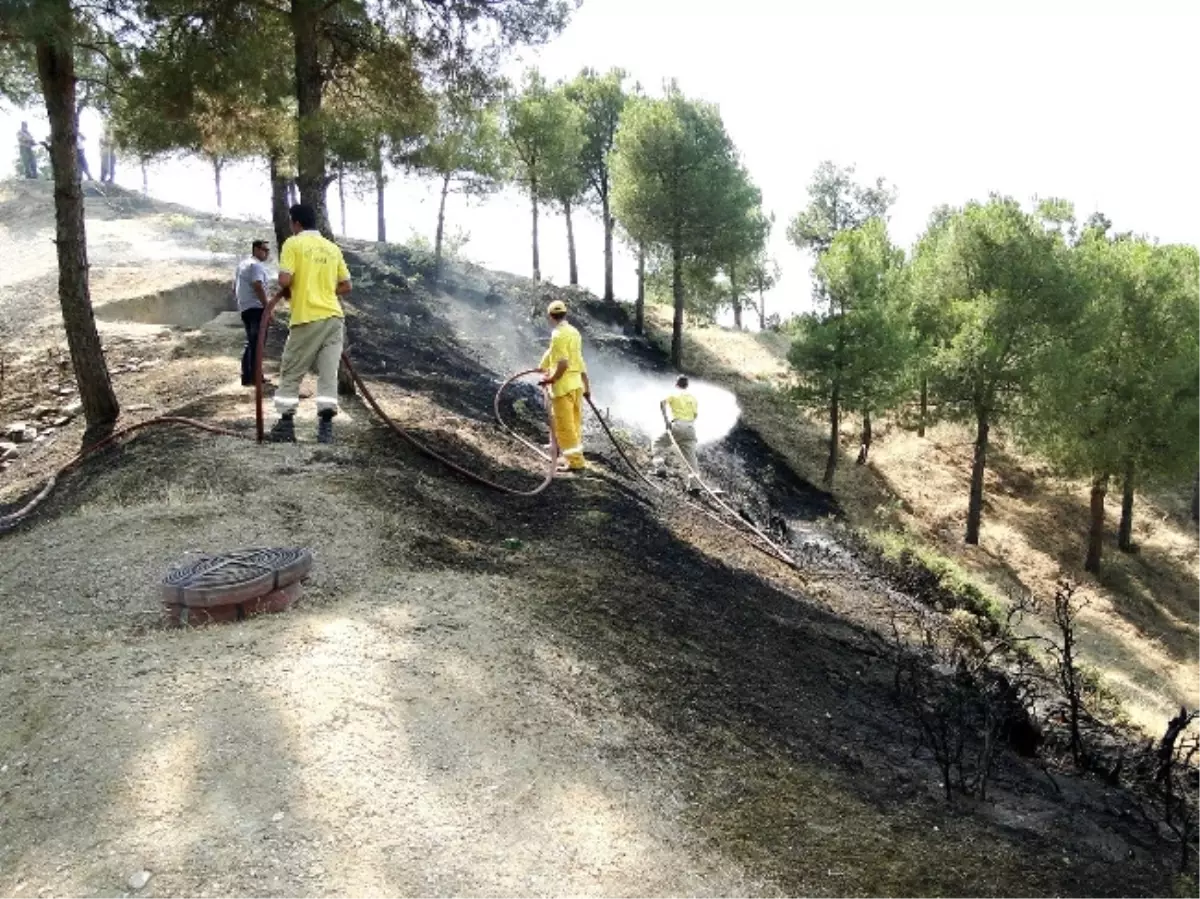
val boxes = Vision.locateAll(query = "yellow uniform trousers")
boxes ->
[551,388,585,469]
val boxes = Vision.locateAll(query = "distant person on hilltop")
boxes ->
[269,203,352,445]
[17,122,36,178]
[234,239,272,387]
[653,375,705,494]
[538,299,590,472]
[99,125,116,183]
[76,133,93,181]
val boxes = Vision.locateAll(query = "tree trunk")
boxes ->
[602,188,614,302]
[965,408,990,545]
[1191,470,1199,524]
[434,172,450,284]
[530,181,540,282]
[374,160,386,243]
[1086,471,1109,573]
[856,409,872,465]
[268,151,291,251]
[291,0,332,238]
[823,380,840,486]
[564,198,578,286]
[34,5,120,445]
[730,260,742,330]
[635,242,645,335]
[670,239,684,368]
[918,372,928,437]
[337,165,346,238]
[212,157,223,212]
[756,274,766,330]
[1118,457,1136,552]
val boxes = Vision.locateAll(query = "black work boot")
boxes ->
[316,410,335,445]
[269,413,296,443]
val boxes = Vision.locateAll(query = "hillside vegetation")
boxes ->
[643,304,1198,736]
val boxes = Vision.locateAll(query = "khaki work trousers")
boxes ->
[274,316,345,415]
[655,419,701,489]
[551,388,586,470]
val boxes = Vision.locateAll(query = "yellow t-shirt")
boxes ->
[666,391,698,422]
[279,230,349,325]
[539,322,587,398]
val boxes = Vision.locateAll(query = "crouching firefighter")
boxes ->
[269,203,352,444]
[539,299,590,473]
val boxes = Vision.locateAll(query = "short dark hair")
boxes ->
[676,375,689,388]
[289,203,317,231]
[252,239,268,252]
[549,311,567,322]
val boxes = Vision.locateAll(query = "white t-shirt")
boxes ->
[233,257,268,312]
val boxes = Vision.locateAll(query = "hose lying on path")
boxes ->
[253,296,559,498]
[488,374,802,573]
[582,396,801,572]
[4,304,803,577]
[0,416,244,535]
[0,316,559,535]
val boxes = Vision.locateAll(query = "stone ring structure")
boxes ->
[161,547,312,627]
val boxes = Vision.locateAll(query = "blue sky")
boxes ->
[4,0,1196,325]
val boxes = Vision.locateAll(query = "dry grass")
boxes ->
[644,304,1199,733]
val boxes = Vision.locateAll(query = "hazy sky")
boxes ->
[3,0,1196,325]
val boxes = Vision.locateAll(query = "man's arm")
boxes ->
[336,278,352,296]
[543,359,569,385]
[251,263,269,306]
[581,371,590,398]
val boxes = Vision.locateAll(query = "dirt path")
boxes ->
[0,435,763,896]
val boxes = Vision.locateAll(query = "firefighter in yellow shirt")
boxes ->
[538,299,590,472]
[269,203,352,444]
[654,375,703,492]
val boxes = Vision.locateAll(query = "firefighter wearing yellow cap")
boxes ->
[539,299,590,471]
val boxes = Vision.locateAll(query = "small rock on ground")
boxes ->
[127,870,152,891]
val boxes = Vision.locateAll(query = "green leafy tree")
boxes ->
[907,204,958,437]
[611,83,744,367]
[0,0,120,442]
[113,4,296,238]
[787,160,895,285]
[137,0,574,236]
[921,196,1078,545]
[504,69,583,282]
[644,253,725,324]
[324,37,433,242]
[746,249,781,331]
[540,82,589,286]
[408,92,507,281]
[788,218,911,484]
[563,67,628,301]
[1028,230,1199,571]
[712,182,768,329]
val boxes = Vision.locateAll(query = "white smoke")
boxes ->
[585,354,742,447]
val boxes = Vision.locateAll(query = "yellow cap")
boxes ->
[547,299,568,315]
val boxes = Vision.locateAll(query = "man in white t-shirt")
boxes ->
[233,239,271,386]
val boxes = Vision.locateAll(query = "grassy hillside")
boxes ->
[0,179,1194,896]
[642,304,1198,735]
